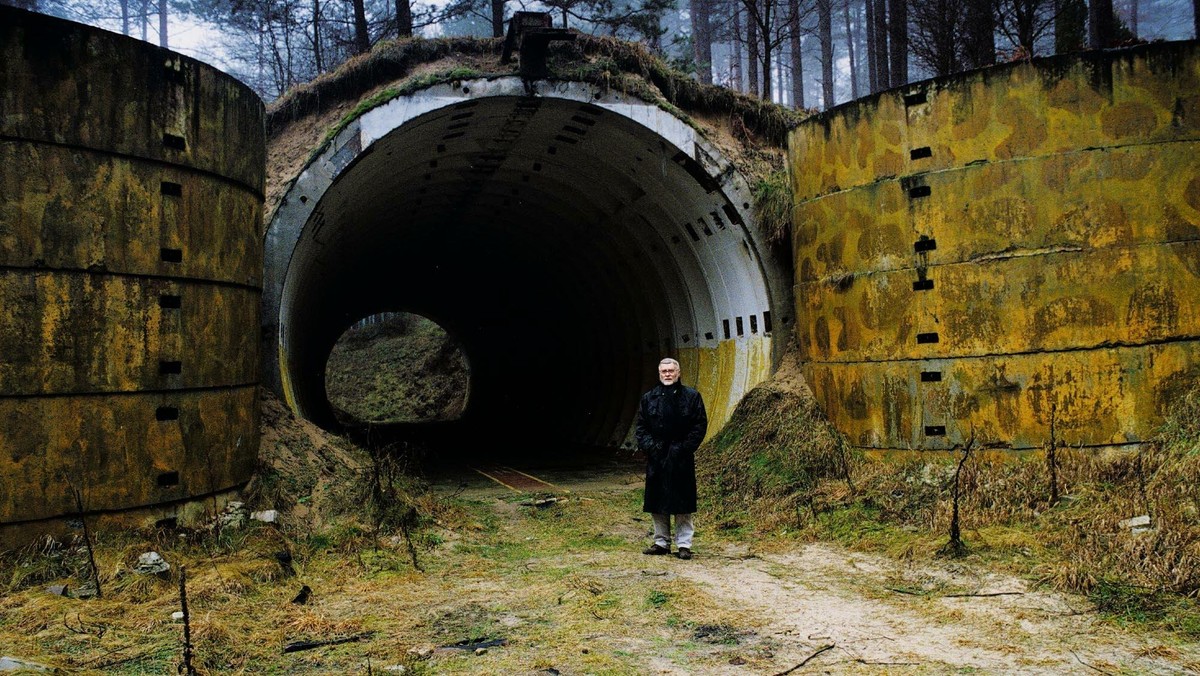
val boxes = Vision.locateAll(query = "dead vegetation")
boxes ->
[697,346,1200,637]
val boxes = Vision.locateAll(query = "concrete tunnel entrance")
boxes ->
[264,78,792,459]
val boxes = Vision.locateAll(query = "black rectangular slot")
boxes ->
[156,406,179,421]
[553,135,578,144]
[913,279,934,291]
[441,132,465,140]
[160,181,183,197]
[159,360,182,375]
[910,146,933,160]
[763,311,773,333]
[736,316,745,336]
[916,332,940,344]
[924,425,946,436]
[749,315,759,334]
[904,90,928,106]
[162,133,187,150]
[157,471,180,487]
[159,294,182,309]
[914,237,937,253]
[160,248,183,263]
[920,371,942,382]
[722,319,731,340]
[684,223,701,242]
[908,185,932,199]
[705,332,714,340]
[562,125,587,135]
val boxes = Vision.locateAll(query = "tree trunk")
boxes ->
[843,0,859,99]
[789,0,805,109]
[887,0,906,85]
[121,0,129,35]
[1089,0,1115,48]
[313,0,323,71]
[865,0,878,91]
[492,0,505,37]
[1129,0,1138,37]
[1055,0,1087,53]
[1194,0,1199,40]
[158,0,167,48]
[397,0,413,36]
[748,0,760,97]
[352,0,370,53]
[732,4,744,91]
[963,0,995,68]
[140,0,148,42]
[819,0,834,108]
[691,0,713,83]
[873,0,889,89]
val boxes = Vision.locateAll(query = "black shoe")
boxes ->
[643,544,670,555]
[676,548,693,560]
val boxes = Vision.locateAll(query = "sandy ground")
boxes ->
[435,463,1200,675]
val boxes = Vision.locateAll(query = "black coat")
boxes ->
[636,382,708,514]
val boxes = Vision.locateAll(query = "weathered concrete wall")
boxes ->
[790,42,1200,452]
[0,7,264,541]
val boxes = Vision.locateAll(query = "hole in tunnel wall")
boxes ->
[324,312,470,426]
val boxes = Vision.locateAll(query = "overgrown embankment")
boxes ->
[698,349,1200,636]
[265,34,803,244]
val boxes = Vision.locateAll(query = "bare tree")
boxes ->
[351,0,370,53]
[872,0,889,89]
[864,0,878,90]
[843,0,859,99]
[397,0,413,36]
[909,0,965,75]
[962,0,995,68]
[789,0,805,107]
[818,0,834,107]
[1089,0,1116,46]
[886,0,906,85]
[996,0,1058,56]
[1055,0,1086,51]
[692,0,714,83]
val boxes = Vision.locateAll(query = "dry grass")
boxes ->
[698,346,1200,636]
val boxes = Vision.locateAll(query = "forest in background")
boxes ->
[3,0,1197,110]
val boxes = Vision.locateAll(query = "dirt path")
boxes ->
[434,464,1200,675]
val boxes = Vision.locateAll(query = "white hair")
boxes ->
[659,358,680,369]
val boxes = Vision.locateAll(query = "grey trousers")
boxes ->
[651,513,694,549]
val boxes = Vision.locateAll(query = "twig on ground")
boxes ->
[855,658,920,666]
[1070,649,1114,675]
[942,591,1024,598]
[772,643,835,675]
[886,586,925,596]
[283,632,375,653]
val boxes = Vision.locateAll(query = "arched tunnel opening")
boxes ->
[265,80,791,462]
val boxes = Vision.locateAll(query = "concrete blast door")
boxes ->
[265,79,791,455]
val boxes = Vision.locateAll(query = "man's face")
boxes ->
[659,363,680,386]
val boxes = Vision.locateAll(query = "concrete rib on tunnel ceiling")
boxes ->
[264,77,791,456]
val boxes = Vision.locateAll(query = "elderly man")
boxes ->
[636,358,708,559]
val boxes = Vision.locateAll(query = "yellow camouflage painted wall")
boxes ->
[0,8,264,541]
[789,42,1200,452]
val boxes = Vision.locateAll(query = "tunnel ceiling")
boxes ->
[265,79,791,454]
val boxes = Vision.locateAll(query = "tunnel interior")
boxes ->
[270,83,786,461]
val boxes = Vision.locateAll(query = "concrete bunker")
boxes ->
[265,79,792,456]
[790,41,1200,453]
